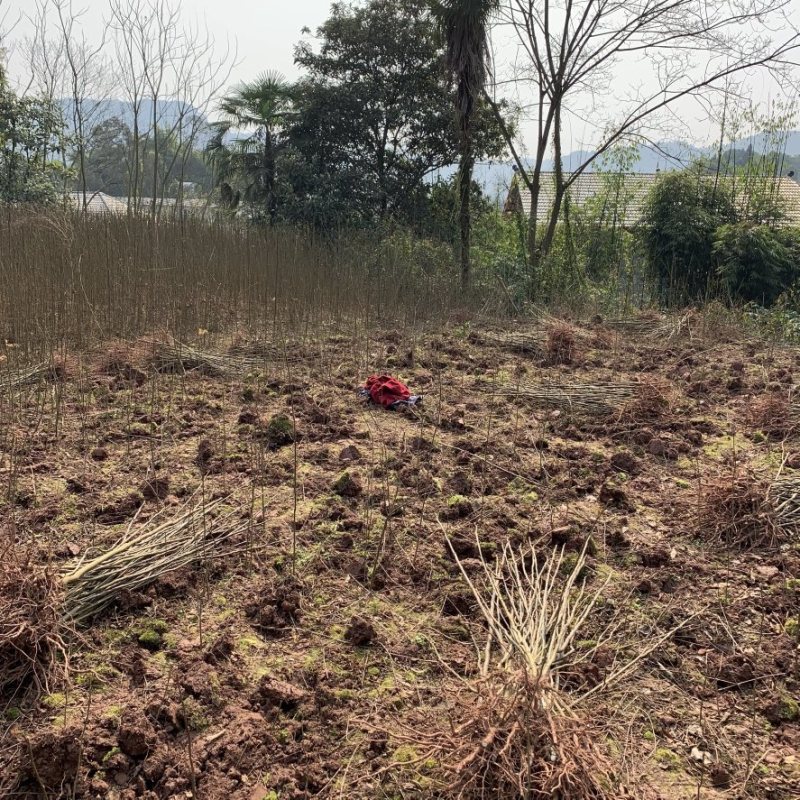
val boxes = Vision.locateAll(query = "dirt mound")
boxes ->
[245,575,303,637]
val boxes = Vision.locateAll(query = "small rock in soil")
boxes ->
[140,475,169,501]
[631,429,654,446]
[66,477,89,494]
[245,576,302,637]
[710,764,732,788]
[599,483,634,511]
[238,409,258,425]
[715,654,756,690]
[639,547,670,568]
[447,470,473,496]
[205,632,235,664]
[195,438,214,471]
[685,429,703,445]
[442,591,474,616]
[785,452,800,469]
[441,495,474,520]
[26,727,82,788]
[446,533,480,560]
[727,376,745,393]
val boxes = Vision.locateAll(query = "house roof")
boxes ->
[66,193,211,216]
[505,172,800,227]
[67,191,129,215]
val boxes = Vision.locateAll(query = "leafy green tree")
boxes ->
[640,170,738,304]
[416,175,494,244]
[205,72,294,223]
[81,117,211,200]
[714,223,800,305]
[82,117,132,196]
[0,74,68,203]
[286,0,507,229]
[433,0,498,287]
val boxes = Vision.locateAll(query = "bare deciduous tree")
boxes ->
[51,0,112,209]
[108,0,234,215]
[487,0,800,272]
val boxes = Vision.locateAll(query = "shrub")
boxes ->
[639,170,737,304]
[713,223,799,305]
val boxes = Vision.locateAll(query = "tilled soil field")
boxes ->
[0,316,798,799]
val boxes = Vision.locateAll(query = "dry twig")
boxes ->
[62,499,248,624]
[0,362,66,393]
[699,475,778,548]
[489,381,640,416]
[148,340,267,377]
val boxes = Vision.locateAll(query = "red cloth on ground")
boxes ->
[365,374,412,407]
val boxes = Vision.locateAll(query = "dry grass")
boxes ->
[745,392,798,440]
[616,380,672,423]
[698,474,779,548]
[545,323,579,365]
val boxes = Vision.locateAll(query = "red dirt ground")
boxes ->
[0,317,798,799]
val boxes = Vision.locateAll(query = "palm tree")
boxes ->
[205,72,293,223]
[433,0,498,288]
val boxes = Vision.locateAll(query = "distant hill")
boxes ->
[58,98,212,145]
[60,102,800,198]
[730,130,800,154]
[458,133,800,199]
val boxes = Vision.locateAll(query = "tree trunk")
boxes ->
[538,100,565,265]
[265,128,276,224]
[458,146,473,290]
[526,91,557,277]
[151,104,159,218]
[526,169,541,266]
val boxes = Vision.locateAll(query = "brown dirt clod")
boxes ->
[344,616,376,646]
[610,451,640,475]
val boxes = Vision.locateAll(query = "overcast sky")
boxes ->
[2,0,799,157]
[1,0,332,82]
